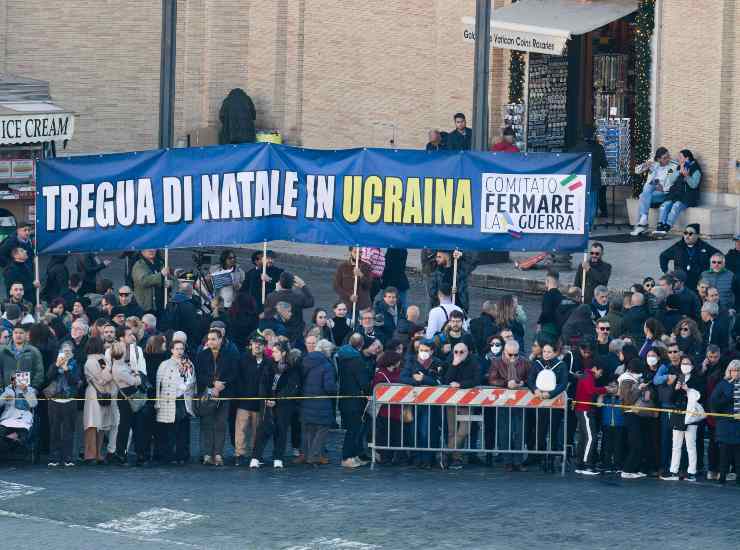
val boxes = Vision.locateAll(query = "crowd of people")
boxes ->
[0,219,738,486]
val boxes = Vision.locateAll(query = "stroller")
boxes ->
[0,383,39,464]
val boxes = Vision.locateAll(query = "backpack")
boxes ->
[535,360,561,392]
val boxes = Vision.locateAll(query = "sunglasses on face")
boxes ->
[590,252,601,257]
[119,292,130,296]
[598,326,610,331]
[683,231,696,236]
[680,327,690,331]
[711,260,723,264]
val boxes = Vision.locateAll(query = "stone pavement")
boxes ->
[234,230,735,295]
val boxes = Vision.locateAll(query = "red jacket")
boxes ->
[574,370,608,413]
[490,141,520,153]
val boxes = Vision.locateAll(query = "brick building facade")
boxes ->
[0,0,737,227]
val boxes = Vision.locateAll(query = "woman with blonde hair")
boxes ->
[83,337,116,464]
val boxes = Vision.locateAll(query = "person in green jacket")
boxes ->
[131,249,173,314]
[0,325,44,390]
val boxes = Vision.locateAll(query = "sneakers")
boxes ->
[317,456,330,465]
[653,223,671,235]
[233,456,243,467]
[727,473,737,481]
[213,455,224,466]
[292,448,301,457]
[621,471,647,479]
[249,458,261,469]
[660,473,680,481]
[575,468,600,476]
[449,459,464,470]
[355,456,369,466]
[273,459,284,469]
[202,455,213,465]
[630,224,647,236]
[706,471,718,480]
[341,457,362,468]
[47,461,60,468]
[686,474,697,482]
[292,454,306,465]
[64,461,76,467]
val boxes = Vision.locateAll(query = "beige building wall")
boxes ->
[2,1,162,155]
[656,0,737,196]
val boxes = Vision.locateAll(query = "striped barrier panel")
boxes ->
[373,384,566,409]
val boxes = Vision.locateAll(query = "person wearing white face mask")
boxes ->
[661,356,704,481]
[400,338,443,468]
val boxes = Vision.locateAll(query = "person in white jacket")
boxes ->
[631,147,680,236]
[155,340,195,464]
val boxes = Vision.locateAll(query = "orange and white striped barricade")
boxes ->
[370,384,568,475]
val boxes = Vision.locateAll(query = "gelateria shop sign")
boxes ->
[0,111,75,145]
[462,17,569,56]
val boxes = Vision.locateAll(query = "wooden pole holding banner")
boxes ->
[164,247,170,304]
[580,251,588,303]
[351,245,360,328]
[451,250,459,306]
[261,240,268,305]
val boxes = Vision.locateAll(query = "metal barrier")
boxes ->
[370,384,568,475]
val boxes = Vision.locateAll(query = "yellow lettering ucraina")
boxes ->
[341,175,473,226]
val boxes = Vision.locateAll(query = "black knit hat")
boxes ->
[686,223,700,234]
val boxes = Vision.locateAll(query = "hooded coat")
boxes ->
[301,351,338,425]
[218,88,256,144]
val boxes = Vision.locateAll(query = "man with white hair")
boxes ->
[701,301,729,352]
[487,340,530,471]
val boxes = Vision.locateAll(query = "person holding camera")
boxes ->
[83,337,116,464]
[45,341,82,467]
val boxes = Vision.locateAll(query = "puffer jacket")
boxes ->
[700,268,736,310]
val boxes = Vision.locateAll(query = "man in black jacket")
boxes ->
[41,255,69,303]
[195,329,239,466]
[3,248,37,304]
[470,300,497,358]
[161,282,202,350]
[380,248,409,308]
[537,271,563,339]
[0,222,33,271]
[621,292,650,346]
[445,113,472,151]
[116,286,145,318]
[659,223,719,291]
[234,334,272,466]
[244,249,283,313]
[336,334,372,468]
[669,270,702,321]
[571,242,611,303]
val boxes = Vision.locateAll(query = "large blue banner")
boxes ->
[36,143,592,254]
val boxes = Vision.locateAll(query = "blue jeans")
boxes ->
[659,200,688,227]
[497,408,525,465]
[413,406,441,464]
[638,184,667,219]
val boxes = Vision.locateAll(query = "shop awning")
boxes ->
[463,0,638,55]
[0,101,75,146]
[0,75,75,146]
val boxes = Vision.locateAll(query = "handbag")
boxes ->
[120,385,148,414]
[89,380,113,408]
[194,361,221,417]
